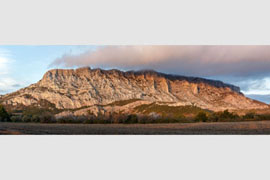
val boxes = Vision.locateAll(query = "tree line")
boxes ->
[1,104,270,124]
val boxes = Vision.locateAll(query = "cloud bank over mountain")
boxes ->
[50,46,270,78]
[49,45,270,102]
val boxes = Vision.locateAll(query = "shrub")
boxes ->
[10,116,22,122]
[31,115,40,122]
[56,117,66,123]
[22,115,31,122]
[174,114,186,123]
[83,119,93,124]
[208,113,219,122]
[76,116,88,123]
[220,110,238,120]
[137,115,148,124]
[243,112,255,120]
[40,113,56,123]
[56,115,74,123]
[211,110,240,122]
[0,105,10,122]
[130,115,139,123]
[117,114,129,123]
[56,115,93,124]
[195,112,208,122]
[256,114,270,121]
[125,114,138,124]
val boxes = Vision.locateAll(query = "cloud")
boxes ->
[49,45,270,98]
[239,77,270,95]
[0,56,9,75]
[0,49,23,94]
[50,45,270,77]
[0,77,19,93]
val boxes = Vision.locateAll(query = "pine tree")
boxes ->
[0,105,10,122]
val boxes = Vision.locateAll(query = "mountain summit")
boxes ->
[0,67,268,115]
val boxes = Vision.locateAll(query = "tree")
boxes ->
[125,114,138,123]
[243,112,255,120]
[22,115,31,122]
[195,112,208,122]
[220,110,239,120]
[0,105,10,122]
[31,115,40,122]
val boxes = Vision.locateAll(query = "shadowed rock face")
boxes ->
[0,67,268,112]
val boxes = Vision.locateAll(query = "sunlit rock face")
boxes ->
[0,67,268,112]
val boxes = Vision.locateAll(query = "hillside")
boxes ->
[0,67,268,117]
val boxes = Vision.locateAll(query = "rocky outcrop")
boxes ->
[0,67,268,112]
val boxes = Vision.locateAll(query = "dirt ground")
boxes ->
[2,121,270,134]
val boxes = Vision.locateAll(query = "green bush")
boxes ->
[209,110,240,122]
[219,110,239,120]
[125,114,138,124]
[256,114,270,121]
[22,115,32,122]
[243,112,255,120]
[130,114,138,123]
[31,115,40,122]
[195,112,208,122]
[0,105,10,122]
[10,116,22,122]
[208,113,219,122]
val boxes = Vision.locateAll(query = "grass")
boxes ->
[134,103,211,118]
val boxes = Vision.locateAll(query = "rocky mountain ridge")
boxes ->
[0,67,268,115]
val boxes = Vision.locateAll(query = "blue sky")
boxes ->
[1,45,270,104]
[0,45,95,94]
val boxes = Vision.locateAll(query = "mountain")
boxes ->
[0,67,268,116]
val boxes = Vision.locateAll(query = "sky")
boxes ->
[0,45,94,94]
[1,45,270,103]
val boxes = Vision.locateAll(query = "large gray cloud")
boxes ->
[50,45,270,77]
[49,45,270,103]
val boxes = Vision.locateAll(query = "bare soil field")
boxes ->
[2,121,270,134]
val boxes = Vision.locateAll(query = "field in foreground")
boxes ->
[2,121,270,134]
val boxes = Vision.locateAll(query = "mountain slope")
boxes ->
[0,67,268,113]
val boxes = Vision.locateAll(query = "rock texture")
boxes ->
[0,67,268,112]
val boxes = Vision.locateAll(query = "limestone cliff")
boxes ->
[0,67,268,112]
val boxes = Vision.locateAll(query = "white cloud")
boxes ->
[241,78,270,95]
[0,56,10,75]
[0,49,21,94]
[0,77,19,92]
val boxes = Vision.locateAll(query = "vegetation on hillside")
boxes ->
[135,103,210,117]
[2,101,270,124]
